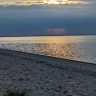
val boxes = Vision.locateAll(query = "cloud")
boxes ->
[0,0,89,6]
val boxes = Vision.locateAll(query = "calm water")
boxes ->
[0,36,96,64]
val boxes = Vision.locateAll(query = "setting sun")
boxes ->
[42,0,68,4]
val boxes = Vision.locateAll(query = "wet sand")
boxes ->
[0,49,96,96]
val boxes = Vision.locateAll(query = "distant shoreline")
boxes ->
[0,34,96,37]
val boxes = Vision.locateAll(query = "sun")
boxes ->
[48,0,59,4]
[41,0,69,5]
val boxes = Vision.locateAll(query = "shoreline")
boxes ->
[0,48,96,96]
[0,48,96,72]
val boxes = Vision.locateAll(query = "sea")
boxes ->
[0,35,96,64]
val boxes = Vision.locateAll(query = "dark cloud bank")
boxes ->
[0,2,96,36]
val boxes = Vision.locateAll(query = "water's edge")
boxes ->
[0,48,96,72]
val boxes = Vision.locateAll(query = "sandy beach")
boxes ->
[0,49,96,96]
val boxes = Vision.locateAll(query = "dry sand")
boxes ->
[0,49,96,96]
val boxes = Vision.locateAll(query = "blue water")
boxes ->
[0,35,96,64]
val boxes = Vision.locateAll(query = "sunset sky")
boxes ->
[0,0,96,36]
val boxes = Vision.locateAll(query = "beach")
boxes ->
[0,49,96,96]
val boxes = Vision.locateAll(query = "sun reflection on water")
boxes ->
[0,36,96,64]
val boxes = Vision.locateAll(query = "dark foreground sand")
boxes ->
[0,49,96,96]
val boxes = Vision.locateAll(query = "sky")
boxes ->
[0,0,96,36]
